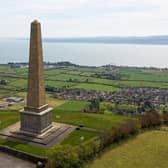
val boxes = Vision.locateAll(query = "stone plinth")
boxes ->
[20,108,52,134]
[0,122,76,148]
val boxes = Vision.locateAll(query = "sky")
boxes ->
[1,0,168,37]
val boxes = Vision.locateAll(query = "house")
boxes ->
[0,100,8,109]
[5,97,24,103]
[0,79,8,85]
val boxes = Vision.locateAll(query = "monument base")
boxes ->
[0,122,76,148]
[20,107,52,134]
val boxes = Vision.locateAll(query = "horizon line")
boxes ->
[1,34,168,39]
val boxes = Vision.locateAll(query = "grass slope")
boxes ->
[86,129,168,168]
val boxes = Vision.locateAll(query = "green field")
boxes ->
[119,68,168,82]
[86,129,168,168]
[55,100,90,112]
[71,83,120,92]
[1,65,168,97]
[53,110,128,130]
[1,64,168,165]
[0,100,128,156]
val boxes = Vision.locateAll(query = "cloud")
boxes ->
[1,0,168,37]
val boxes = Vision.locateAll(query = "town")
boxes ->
[52,87,168,108]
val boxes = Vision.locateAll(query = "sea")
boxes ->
[0,38,168,68]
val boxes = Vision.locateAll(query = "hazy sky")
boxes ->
[1,0,168,37]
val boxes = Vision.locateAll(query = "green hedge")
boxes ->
[47,139,101,168]
[47,112,166,168]
[47,120,138,168]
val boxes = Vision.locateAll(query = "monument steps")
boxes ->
[0,122,76,148]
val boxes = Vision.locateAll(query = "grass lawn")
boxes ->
[0,129,98,157]
[0,111,47,156]
[53,110,128,130]
[0,111,19,130]
[14,91,27,98]
[7,104,24,111]
[47,98,65,108]
[0,138,46,156]
[86,129,168,168]
[54,100,90,112]
[9,79,27,87]
[61,130,98,146]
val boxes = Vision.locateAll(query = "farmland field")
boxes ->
[54,100,90,112]
[1,64,168,165]
[71,83,120,92]
[1,65,168,97]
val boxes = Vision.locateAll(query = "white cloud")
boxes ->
[1,0,168,37]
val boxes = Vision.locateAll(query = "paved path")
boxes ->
[79,126,104,133]
[0,152,35,168]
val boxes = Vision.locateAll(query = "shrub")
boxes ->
[150,112,161,126]
[118,120,139,138]
[47,116,164,168]
[140,113,150,128]
[163,112,168,125]
[77,138,101,162]
[100,120,139,148]
[100,130,115,148]
[140,112,161,128]
[47,139,101,168]
[47,145,81,168]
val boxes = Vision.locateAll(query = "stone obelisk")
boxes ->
[20,20,52,134]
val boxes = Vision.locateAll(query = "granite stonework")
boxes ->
[20,108,52,134]
[20,20,52,134]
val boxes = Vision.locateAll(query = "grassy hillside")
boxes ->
[1,64,168,160]
[86,129,168,168]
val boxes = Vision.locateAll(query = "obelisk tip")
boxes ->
[32,20,39,24]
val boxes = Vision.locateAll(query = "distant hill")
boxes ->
[41,36,168,45]
[7,61,165,70]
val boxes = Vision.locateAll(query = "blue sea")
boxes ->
[0,38,168,68]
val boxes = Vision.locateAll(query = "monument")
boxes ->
[20,20,52,134]
[0,20,76,147]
